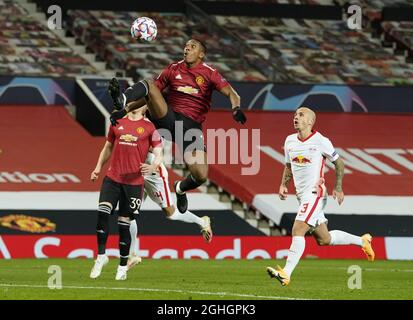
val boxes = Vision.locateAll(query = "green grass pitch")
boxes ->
[0,259,412,300]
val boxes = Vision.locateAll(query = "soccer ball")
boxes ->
[130,17,157,42]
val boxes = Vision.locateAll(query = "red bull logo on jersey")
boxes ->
[292,155,312,164]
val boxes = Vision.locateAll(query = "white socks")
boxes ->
[168,208,205,228]
[329,230,363,246]
[282,231,363,279]
[283,236,305,278]
[129,219,139,256]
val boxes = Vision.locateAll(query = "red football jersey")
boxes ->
[155,60,229,124]
[106,117,162,185]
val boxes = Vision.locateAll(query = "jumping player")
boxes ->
[108,38,247,214]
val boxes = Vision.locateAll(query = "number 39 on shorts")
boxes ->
[130,197,142,210]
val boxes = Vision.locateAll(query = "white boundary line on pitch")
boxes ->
[0,283,318,300]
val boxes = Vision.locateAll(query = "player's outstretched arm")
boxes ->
[91,141,114,181]
[332,158,345,205]
[279,163,292,200]
[219,85,246,124]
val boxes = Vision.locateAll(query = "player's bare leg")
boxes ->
[164,205,213,243]
[174,150,208,213]
[267,221,310,286]
[312,222,375,261]
[312,222,331,246]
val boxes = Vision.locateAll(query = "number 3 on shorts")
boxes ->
[300,203,309,213]
[130,197,142,210]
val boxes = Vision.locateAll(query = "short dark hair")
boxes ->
[191,38,207,54]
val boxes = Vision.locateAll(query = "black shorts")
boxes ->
[99,176,144,218]
[150,106,205,153]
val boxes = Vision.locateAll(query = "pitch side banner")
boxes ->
[0,235,390,260]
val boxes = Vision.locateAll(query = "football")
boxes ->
[130,17,157,42]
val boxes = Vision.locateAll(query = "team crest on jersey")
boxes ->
[195,75,205,85]
[0,214,56,233]
[136,127,145,135]
[120,134,138,142]
[292,155,311,164]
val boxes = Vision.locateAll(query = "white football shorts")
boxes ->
[295,193,328,228]
[143,164,174,208]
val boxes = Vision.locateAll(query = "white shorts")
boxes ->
[143,164,174,208]
[295,194,328,228]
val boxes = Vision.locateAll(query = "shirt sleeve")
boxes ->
[284,138,290,164]
[210,68,230,91]
[107,125,115,144]
[150,127,163,148]
[154,65,171,92]
[321,137,339,162]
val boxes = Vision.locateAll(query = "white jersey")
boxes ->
[284,131,339,199]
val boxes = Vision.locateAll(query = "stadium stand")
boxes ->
[0,1,98,77]
[381,21,413,62]
[61,3,413,84]
[197,0,336,3]
[66,10,269,81]
[213,16,413,84]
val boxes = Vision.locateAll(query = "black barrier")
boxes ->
[382,7,413,21]
[74,81,106,136]
[280,213,413,237]
[0,209,264,236]
[193,1,342,19]
[34,0,186,15]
